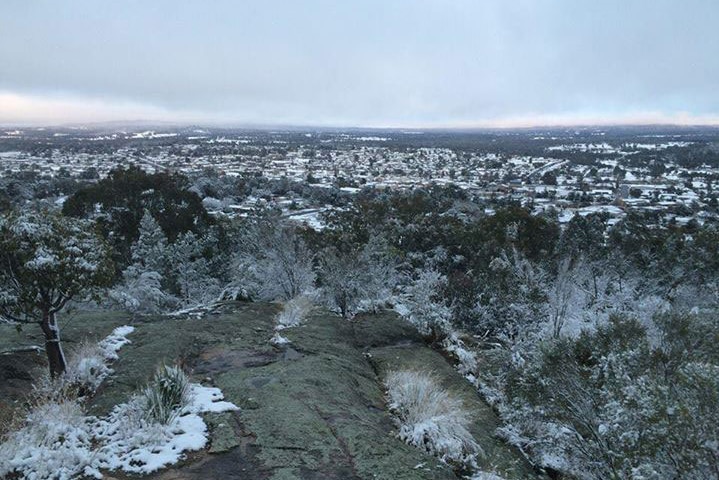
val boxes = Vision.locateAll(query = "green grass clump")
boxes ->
[141,364,191,424]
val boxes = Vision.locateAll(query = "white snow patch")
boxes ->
[98,325,135,359]
[471,472,507,480]
[64,325,134,393]
[271,332,291,345]
[95,384,238,474]
[0,383,238,478]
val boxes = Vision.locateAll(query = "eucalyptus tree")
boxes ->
[0,211,114,377]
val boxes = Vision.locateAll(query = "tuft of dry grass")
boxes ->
[385,369,482,467]
[275,294,314,330]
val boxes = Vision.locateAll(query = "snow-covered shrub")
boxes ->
[141,365,191,425]
[319,238,398,318]
[114,211,225,312]
[31,325,135,400]
[235,222,315,301]
[109,212,175,313]
[276,294,313,330]
[402,269,452,341]
[441,331,479,383]
[169,231,223,307]
[0,398,96,480]
[110,266,176,314]
[385,369,481,468]
[474,249,548,339]
[502,312,719,479]
[65,341,112,394]
[132,210,170,273]
[545,257,587,339]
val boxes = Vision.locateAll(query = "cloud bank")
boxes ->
[1,0,718,127]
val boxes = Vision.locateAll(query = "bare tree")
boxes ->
[318,237,397,318]
[236,220,315,301]
[547,257,586,338]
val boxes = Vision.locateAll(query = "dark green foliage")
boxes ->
[557,213,608,262]
[0,210,115,376]
[63,166,213,267]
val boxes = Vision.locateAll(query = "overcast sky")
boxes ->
[1,0,718,127]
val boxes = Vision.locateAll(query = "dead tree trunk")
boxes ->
[40,310,67,378]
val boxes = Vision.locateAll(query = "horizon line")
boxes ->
[3,119,719,132]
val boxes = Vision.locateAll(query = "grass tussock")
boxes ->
[385,369,482,468]
[141,364,191,425]
[275,294,314,330]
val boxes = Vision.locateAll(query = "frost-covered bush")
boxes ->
[501,313,719,479]
[65,341,112,393]
[319,238,398,318]
[235,222,315,301]
[113,211,225,312]
[403,269,453,341]
[474,249,548,339]
[276,294,314,329]
[141,365,191,425]
[169,231,223,307]
[32,325,134,401]
[441,331,479,382]
[0,398,96,480]
[385,369,481,468]
[110,266,177,314]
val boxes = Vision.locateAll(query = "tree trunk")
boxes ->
[40,310,67,378]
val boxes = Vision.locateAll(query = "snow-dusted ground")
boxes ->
[98,325,134,360]
[91,384,238,476]
[65,325,135,392]
[0,383,238,479]
[0,325,238,480]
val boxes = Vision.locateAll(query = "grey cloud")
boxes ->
[1,0,717,126]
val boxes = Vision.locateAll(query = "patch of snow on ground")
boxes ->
[0,322,238,479]
[471,472,507,480]
[98,325,135,360]
[64,325,134,393]
[271,332,291,345]
[95,384,238,475]
[0,400,96,480]
[0,383,238,479]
